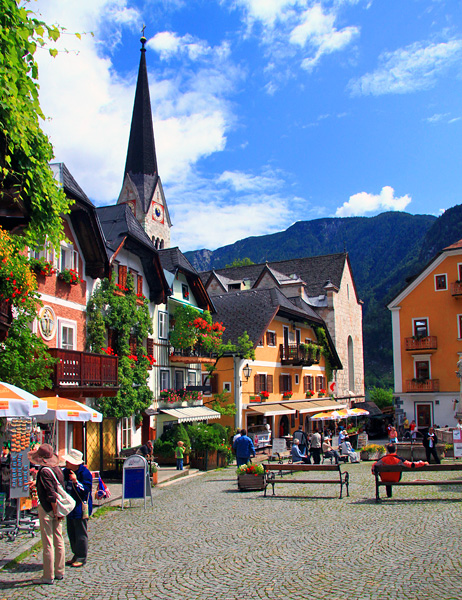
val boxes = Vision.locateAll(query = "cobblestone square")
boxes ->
[0,461,460,600]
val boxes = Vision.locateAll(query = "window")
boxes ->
[223,382,232,393]
[175,370,184,390]
[58,319,76,350]
[348,336,354,392]
[59,243,79,274]
[415,361,430,380]
[30,241,54,263]
[257,337,264,347]
[303,375,314,392]
[182,284,189,300]
[187,371,196,386]
[158,311,168,339]
[266,331,276,346]
[458,315,462,339]
[316,375,326,391]
[458,264,462,281]
[254,374,273,394]
[413,318,428,339]
[121,417,132,449]
[279,374,292,393]
[294,374,299,385]
[160,370,170,390]
[435,274,447,291]
[202,373,218,394]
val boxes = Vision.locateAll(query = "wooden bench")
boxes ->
[263,463,349,498]
[373,463,462,502]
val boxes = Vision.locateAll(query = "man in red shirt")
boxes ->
[372,443,428,498]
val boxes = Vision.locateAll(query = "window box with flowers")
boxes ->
[305,390,314,399]
[237,463,265,491]
[260,390,269,400]
[282,391,293,399]
[29,257,55,277]
[58,268,81,285]
[318,389,326,397]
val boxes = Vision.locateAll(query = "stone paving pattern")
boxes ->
[0,460,460,600]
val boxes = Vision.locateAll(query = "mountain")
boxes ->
[185,208,462,389]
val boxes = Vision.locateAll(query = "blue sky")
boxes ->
[33,0,462,251]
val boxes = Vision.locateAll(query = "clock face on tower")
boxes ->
[152,202,164,223]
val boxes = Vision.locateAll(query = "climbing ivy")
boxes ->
[86,275,153,421]
[314,325,334,383]
[0,0,73,249]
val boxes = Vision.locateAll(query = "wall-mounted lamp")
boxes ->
[242,364,252,381]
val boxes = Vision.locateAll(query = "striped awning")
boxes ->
[246,403,297,417]
[281,399,347,414]
[159,406,221,423]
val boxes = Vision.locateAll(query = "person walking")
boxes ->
[62,449,93,568]
[233,429,256,467]
[293,426,308,454]
[422,427,440,464]
[310,429,322,464]
[28,443,66,585]
[175,441,185,470]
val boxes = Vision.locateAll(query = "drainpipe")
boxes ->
[234,355,243,430]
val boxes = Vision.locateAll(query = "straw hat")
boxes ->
[62,449,84,466]
[27,443,60,467]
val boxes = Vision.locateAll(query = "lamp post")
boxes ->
[234,360,253,431]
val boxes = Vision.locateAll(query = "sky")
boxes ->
[32,0,462,252]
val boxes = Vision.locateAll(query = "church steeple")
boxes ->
[118,32,171,250]
[124,34,158,179]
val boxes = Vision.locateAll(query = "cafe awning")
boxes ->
[281,399,347,414]
[38,396,103,422]
[159,406,221,423]
[246,403,297,417]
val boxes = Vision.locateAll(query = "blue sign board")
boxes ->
[122,455,153,509]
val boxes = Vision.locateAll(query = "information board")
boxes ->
[10,450,30,500]
[453,429,462,458]
[122,455,153,509]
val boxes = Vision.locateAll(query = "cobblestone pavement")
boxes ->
[0,461,460,600]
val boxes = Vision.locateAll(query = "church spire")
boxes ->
[124,34,158,178]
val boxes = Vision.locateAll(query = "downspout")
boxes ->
[234,355,243,430]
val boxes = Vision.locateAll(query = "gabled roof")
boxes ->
[158,247,215,312]
[200,252,352,299]
[96,204,169,304]
[51,163,108,279]
[253,264,305,288]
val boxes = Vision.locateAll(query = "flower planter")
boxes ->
[237,473,265,491]
[151,471,158,486]
[360,450,384,461]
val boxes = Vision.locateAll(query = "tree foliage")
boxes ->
[225,257,254,268]
[86,275,153,421]
[0,0,72,249]
[369,386,394,409]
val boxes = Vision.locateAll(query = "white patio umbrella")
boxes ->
[0,382,48,417]
[38,396,103,422]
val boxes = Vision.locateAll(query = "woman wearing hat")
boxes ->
[62,449,93,568]
[28,443,66,585]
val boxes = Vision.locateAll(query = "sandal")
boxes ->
[70,561,85,568]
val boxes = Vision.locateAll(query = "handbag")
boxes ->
[72,482,90,519]
[42,467,76,517]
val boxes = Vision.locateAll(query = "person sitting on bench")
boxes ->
[340,440,359,463]
[372,443,428,498]
[322,438,341,464]
[291,439,311,464]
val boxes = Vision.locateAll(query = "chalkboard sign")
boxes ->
[122,455,153,509]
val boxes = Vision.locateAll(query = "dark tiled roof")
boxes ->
[200,253,348,297]
[158,247,198,276]
[96,204,155,254]
[211,287,324,347]
[51,163,91,205]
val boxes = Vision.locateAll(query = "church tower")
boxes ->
[117,34,171,249]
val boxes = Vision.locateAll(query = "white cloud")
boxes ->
[147,31,218,61]
[349,39,462,96]
[233,0,302,28]
[33,0,239,204]
[335,186,412,217]
[217,170,282,192]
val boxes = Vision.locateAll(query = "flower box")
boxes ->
[237,473,266,491]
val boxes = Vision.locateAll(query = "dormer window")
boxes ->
[182,284,189,300]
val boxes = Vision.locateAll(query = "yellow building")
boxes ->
[388,239,462,429]
[203,287,344,438]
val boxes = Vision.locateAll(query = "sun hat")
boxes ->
[62,449,84,466]
[27,443,60,467]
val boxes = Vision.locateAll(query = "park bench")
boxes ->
[373,463,462,502]
[263,463,349,498]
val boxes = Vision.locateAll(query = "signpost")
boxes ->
[453,429,462,458]
[122,455,153,509]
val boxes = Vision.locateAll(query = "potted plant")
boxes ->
[318,388,326,397]
[236,463,265,491]
[360,444,386,461]
[29,257,55,277]
[260,390,269,400]
[305,390,314,399]
[443,443,454,458]
[282,390,293,399]
[151,462,159,486]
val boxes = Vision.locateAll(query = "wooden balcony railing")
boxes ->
[279,343,321,365]
[48,349,118,393]
[405,379,439,393]
[451,281,462,297]
[169,343,215,364]
[404,336,437,351]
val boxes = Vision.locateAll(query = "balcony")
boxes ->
[405,379,439,393]
[157,388,203,409]
[451,281,462,297]
[169,343,215,365]
[48,348,119,397]
[404,336,437,352]
[280,343,321,366]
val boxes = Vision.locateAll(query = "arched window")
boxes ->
[160,239,164,249]
[347,336,354,391]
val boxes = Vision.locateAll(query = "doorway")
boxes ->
[416,403,432,429]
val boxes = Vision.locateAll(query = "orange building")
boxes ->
[203,287,344,439]
[388,239,462,430]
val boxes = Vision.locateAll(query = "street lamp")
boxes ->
[242,364,252,381]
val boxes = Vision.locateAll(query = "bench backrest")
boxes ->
[374,463,462,473]
[263,463,340,472]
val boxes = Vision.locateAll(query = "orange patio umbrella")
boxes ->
[38,396,103,422]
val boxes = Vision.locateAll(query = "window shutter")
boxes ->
[119,265,127,288]
[254,374,261,394]
[266,331,271,345]
[210,374,218,394]
[303,376,308,392]
[288,375,292,391]
[137,275,143,296]
[267,375,273,393]
[146,338,154,356]
[279,375,284,393]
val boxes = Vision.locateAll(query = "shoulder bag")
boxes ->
[42,467,76,517]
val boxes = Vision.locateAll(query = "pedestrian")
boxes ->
[292,426,308,454]
[422,427,440,464]
[175,440,185,470]
[387,423,398,443]
[137,440,153,458]
[28,443,66,585]
[233,429,256,467]
[403,417,410,439]
[62,449,93,568]
[457,419,462,430]
[410,420,417,440]
[290,438,311,464]
[372,443,428,498]
[310,428,322,464]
